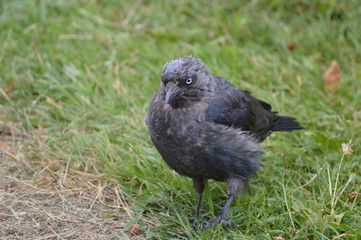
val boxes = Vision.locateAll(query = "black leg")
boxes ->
[192,192,203,231]
[191,178,205,231]
[200,178,245,229]
[200,195,236,228]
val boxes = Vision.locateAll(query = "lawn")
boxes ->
[0,0,360,239]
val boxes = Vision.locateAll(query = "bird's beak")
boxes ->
[165,82,183,104]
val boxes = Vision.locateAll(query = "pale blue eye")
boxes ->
[186,78,193,85]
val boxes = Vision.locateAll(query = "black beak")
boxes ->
[165,82,183,104]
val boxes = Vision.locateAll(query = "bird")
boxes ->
[146,56,304,230]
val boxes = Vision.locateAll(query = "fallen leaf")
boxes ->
[128,224,143,235]
[0,140,9,152]
[287,43,298,51]
[3,83,15,94]
[324,60,341,92]
[346,191,358,200]
[273,237,284,240]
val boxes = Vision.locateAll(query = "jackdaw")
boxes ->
[146,56,303,229]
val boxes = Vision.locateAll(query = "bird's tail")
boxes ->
[273,116,304,132]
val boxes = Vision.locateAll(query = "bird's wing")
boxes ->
[205,80,279,141]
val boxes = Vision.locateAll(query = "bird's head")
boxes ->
[160,56,211,108]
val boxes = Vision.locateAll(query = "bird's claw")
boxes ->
[221,219,236,227]
[200,220,217,229]
[199,218,236,229]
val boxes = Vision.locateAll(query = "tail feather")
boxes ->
[273,116,304,132]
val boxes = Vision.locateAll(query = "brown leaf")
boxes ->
[287,43,298,51]
[324,60,341,92]
[127,224,143,235]
[3,83,15,94]
[346,191,358,200]
[273,237,284,240]
[0,140,9,152]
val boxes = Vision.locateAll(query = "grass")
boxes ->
[0,0,360,239]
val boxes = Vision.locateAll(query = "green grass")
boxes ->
[1,0,360,239]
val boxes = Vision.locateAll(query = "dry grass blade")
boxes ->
[0,123,132,240]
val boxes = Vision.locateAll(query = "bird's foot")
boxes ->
[171,232,190,239]
[221,219,236,227]
[191,222,199,232]
[200,219,218,229]
[200,217,236,229]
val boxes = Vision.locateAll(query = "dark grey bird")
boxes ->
[146,56,303,230]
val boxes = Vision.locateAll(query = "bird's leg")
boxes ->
[200,195,236,228]
[191,178,205,231]
[200,178,245,229]
[192,192,203,231]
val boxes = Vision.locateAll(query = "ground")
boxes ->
[0,122,132,239]
[0,0,360,239]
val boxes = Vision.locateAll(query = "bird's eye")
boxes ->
[185,78,193,85]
